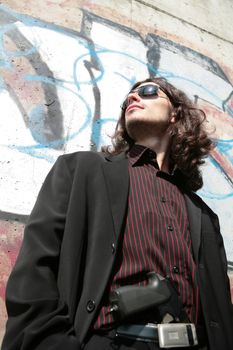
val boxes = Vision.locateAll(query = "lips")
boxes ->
[126,104,144,112]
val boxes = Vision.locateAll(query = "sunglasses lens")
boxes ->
[121,84,160,110]
[139,84,159,97]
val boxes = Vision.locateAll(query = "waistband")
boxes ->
[96,323,207,348]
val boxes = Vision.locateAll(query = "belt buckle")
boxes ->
[158,323,198,348]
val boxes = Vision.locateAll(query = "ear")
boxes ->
[170,110,176,124]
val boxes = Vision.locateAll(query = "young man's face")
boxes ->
[124,82,174,140]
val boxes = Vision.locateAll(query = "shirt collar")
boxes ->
[128,144,157,167]
[128,143,177,176]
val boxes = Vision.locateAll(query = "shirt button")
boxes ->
[111,243,116,254]
[167,225,173,231]
[161,196,166,202]
[86,300,95,312]
[172,266,179,274]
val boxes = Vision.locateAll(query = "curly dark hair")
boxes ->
[102,77,214,192]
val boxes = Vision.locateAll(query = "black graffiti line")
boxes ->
[3,22,65,148]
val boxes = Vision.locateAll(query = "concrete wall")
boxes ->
[0,0,233,342]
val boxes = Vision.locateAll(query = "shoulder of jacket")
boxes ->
[59,151,127,163]
[188,191,218,218]
[55,151,112,177]
[59,151,107,163]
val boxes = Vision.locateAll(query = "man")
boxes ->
[2,77,233,350]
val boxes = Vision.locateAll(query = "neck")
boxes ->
[135,135,172,173]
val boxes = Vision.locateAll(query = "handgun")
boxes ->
[109,272,172,320]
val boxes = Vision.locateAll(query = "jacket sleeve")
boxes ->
[214,215,233,314]
[2,156,81,350]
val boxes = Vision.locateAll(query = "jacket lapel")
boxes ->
[184,192,202,262]
[102,153,129,240]
[74,153,129,343]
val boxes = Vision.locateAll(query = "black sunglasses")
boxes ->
[121,84,170,110]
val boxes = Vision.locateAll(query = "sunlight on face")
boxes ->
[125,82,174,141]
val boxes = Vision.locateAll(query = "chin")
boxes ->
[126,119,146,140]
[126,119,168,140]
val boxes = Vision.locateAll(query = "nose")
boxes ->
[127,91,141,107]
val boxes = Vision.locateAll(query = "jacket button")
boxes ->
[111,243,116,254]
[86,300,95,312]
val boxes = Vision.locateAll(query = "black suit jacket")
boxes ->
[2,151,233,350]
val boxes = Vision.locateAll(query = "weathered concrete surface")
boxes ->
[0,0,232,344]
[2,0,233,75]
[142,0,233,43]
[1,0,84,30]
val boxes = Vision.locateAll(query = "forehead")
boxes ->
[135,82,158,89]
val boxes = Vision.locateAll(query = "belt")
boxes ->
[115,323,205,348]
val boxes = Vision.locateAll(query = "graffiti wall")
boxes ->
[0,0,233,341]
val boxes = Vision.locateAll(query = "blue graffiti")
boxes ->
[0,3,232,201]
[91,118,116,146]
[5,77,93,162]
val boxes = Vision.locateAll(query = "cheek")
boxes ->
[162,103,173,120]
[151,99,171,112]
[152,104,171,119]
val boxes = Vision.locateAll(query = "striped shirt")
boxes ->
[94,144,199,329]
